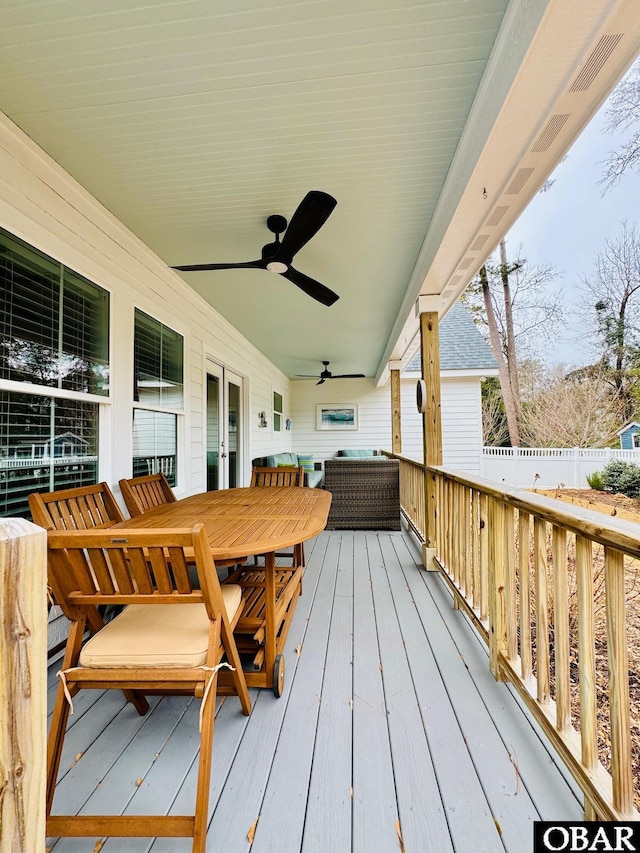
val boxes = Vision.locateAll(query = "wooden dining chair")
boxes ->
[29,481,125,531]
[249,466,306,568]
[120,472,247,577]
[45,524,251,852]
[250,465,305,488]
[118,471,177,516]
[29,482,127,622]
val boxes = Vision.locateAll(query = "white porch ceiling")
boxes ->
[0,1,638,383]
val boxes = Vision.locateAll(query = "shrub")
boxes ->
[586,470,605,490]
[601,459,640,498]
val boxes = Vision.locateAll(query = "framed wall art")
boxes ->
[315,404,358,431]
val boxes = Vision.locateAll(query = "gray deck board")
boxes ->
[368,532,454,852]
[378,534,503,852]
[227,533,335,853]
[351,530,400,853]
[301,533,353,852]
[46,529,583,852]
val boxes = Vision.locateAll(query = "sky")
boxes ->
[505,84,640,368]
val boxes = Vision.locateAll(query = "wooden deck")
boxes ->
[47,529,583,852]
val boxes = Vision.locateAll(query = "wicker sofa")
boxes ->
[251,453,323,487]
[323,456,400,530]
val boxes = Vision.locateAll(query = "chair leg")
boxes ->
[220,619,252,716]
[46,682,73,816]
[192,670,218,853]
[46,620,85,815]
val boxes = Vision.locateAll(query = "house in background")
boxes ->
[618,421,640,449]
[400,303,498,472]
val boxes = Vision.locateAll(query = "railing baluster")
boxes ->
[463,486,472,601]
[534,517,550,704]
[444,478,452,573]
[576,534,597,817]
[451,481,460,596]
[552,526,570,731]
[471,489,480,611]
[605,547,634,816]
[505,506,517,662]
[479,492,488,621]
[518,512,532,681]
[488,498,507,680]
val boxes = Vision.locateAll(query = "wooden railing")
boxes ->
[387,452,640,821]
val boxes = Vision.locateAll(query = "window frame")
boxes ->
[0,228,112,514]
[273,390,283,434]
[132,307,185,489]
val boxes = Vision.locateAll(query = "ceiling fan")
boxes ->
[297,361,365,385]
[171,190,339,306]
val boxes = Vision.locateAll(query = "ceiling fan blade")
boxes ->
[278,191,337,261]
[332,373,366,379]
[171,260,266,271]
[316,378,325,385]
[282,266,339,306]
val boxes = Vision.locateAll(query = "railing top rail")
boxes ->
[428,464,640,560]
[384,451,424,467]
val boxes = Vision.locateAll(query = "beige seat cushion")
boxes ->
[79,584,242,668]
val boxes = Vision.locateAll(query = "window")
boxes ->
[133,310,183,486]
[273,391,283,433]
[0,392,99,517]
[0,230,109,394]
[0,228,108,518]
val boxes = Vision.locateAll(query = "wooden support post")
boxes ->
[390,367,402,455]
[0,519,47,853]
[420,310,442,570]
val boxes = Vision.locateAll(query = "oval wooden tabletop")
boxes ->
[113,486,332,559]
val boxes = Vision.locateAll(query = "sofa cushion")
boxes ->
[297,454,315,471]
[267,452,298,467]
[339,449,377,457]
[305,469,323,488]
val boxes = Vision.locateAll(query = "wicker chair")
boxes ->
[323,458,401,530]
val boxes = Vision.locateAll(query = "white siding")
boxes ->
[290,379,392,463]
[401,377,483,473]
[290,375,484,473]
[0,113,292,501]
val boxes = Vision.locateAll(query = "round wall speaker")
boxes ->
[416,379,426,413]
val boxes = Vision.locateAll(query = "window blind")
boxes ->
[0,391,99,518]
[134,309,183,407]
[0,228,109,394]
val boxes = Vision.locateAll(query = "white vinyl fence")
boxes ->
[481,446,640,489]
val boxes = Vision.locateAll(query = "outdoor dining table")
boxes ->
[112,486,331,693]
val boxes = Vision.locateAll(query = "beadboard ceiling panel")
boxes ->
[0,0,637,380]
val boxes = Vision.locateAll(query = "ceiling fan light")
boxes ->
[266,260,288,274]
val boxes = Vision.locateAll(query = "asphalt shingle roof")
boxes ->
[405,302,498,372]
